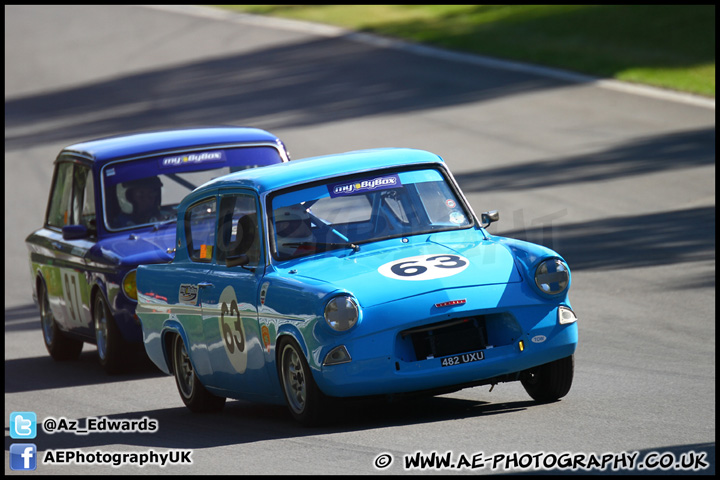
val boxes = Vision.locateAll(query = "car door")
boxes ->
[172,195,218,378]
[199,190,271,398]
[39,159,97,338]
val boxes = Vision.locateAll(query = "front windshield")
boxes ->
[102,146,282,231]
[269,167,473,260]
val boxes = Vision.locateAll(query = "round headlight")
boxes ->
[123,270,138,301]
[534,258,569,296]
[324,295,359,332]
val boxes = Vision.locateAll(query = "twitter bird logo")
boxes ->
[10,412,37,439]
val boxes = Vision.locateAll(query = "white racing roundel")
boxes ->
[218,286,248,374]
[378,254,470,281]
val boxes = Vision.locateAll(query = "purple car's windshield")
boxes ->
[270,168,473,260]
[102,146,282,231]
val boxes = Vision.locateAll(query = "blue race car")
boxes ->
[26,127,290,373]
[136,148,578,424]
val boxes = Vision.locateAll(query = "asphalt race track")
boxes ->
[5,5,715,475]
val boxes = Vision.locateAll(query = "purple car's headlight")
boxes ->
[123,270,138,301]
[534,258,569,296]
[324,295,359,332]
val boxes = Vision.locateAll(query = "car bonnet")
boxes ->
[274,235,522,308]
[92,227,176,266]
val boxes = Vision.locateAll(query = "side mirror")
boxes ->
[481,210,499,227]
[62,224,90,240]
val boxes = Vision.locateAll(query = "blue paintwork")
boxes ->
[136,148,578,407]
[26,127,290,360]
[63,126,287,162]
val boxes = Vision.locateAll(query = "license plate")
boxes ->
[440,350,484,367]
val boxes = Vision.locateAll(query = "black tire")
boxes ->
[39,280,83,361]
[521,354,574,402]
[172,334,226,413]
[278,337,330,426]
[93,294,126,374]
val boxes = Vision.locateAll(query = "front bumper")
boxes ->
[312,285,578,398]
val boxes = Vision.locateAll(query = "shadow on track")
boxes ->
[4,352,163,394]
[455,128,714,194]
[5,34,574,151]
[4,394,538,452]
[495,205,715,277]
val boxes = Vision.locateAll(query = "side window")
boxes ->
[73,166,95,230]
[81,173,96,229]
[46,162,75,228]
[217,193,261,267]
[47,162,95,230]
[185,197,217,263]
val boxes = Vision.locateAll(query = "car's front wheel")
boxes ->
[93,294,125,374]
[278,337,330,426]
[521,354,574,402]
[39,280,83,361]
[172,334,226,413]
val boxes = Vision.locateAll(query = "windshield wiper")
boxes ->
[283,241,360,253]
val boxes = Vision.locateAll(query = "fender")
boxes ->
[275,326,309,360]
[33,272,46,308]
[159,320,187,375]
[90,278,110,315]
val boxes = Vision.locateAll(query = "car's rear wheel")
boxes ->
[94,294,125,374]
[172,334,226,413]
[278,337,329,426]
[39,280,83,361]
[521,354,574,402]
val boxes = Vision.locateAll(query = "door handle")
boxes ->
[198,282,214,289]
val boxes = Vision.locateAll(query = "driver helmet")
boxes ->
[274,205,314,257]
[118,176,163,214]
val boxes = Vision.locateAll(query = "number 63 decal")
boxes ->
[378,254,469,281]
[218,286,248,373]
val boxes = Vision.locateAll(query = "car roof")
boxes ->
[197,148,445,196]
[60,127,284,163]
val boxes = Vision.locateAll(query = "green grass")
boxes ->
[218,5,715,97]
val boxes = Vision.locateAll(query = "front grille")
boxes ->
[401,316,488,361]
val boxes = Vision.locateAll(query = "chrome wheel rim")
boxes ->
[175,337,194,399]
[40,287,54,346]
[94,299,108,360]
[281,344,306,414]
